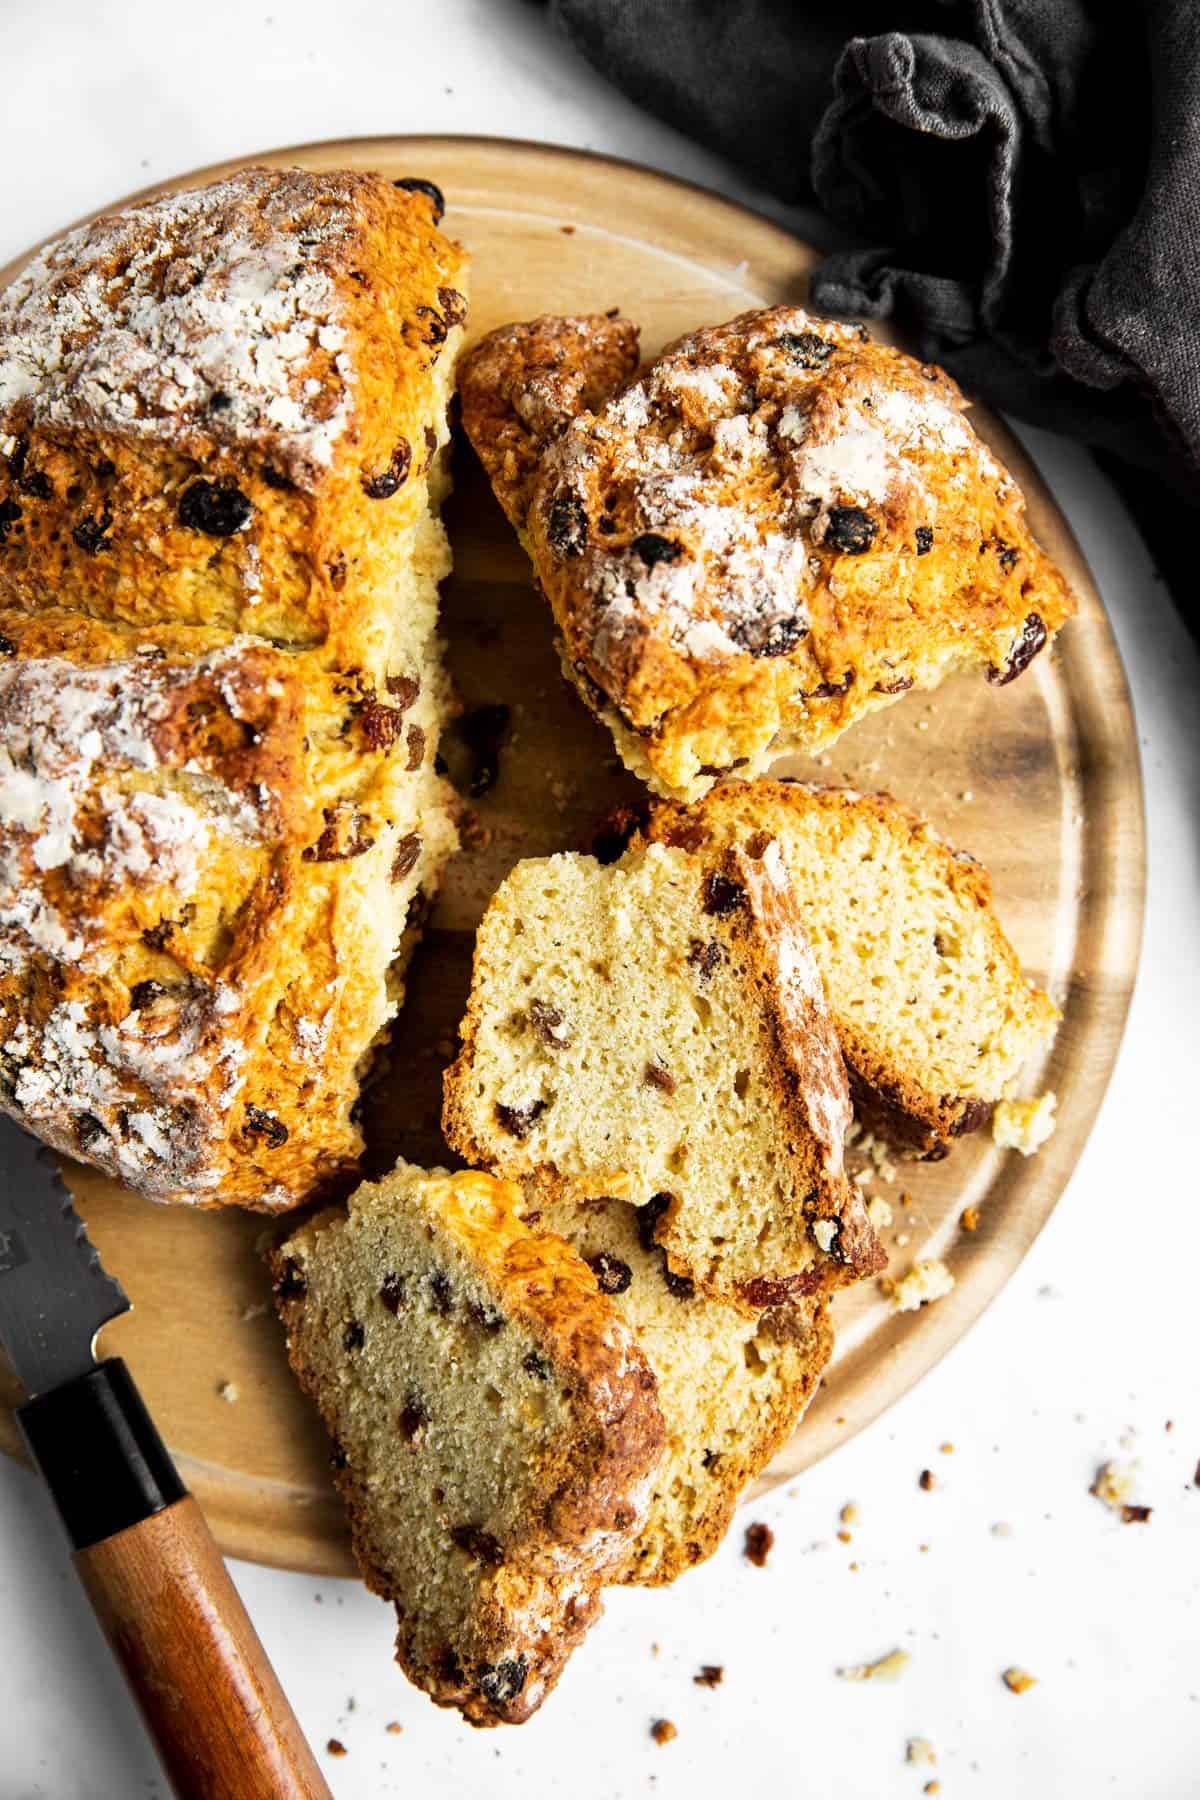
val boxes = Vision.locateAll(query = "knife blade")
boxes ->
[0,1122,128,1397]
[0,1119,331,1800]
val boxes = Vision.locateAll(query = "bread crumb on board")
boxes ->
[838,1648,911,1682]
[1002,1666,1038,1694]
[906,1736,937,1765]
[694,1665,724,1688]
[650,1718,678,1745]
[993,1091,1057,1155]
[887,1259,955,1313]
[217,1380,239,1403]
[867,1194,894,1232]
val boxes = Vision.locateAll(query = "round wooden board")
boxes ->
[0,137,1145,1577]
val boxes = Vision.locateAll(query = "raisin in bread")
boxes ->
[269,1163,664,1726]
[443,840,883,1309]
[0,168,467,1205]
[459,307,1075,802]
[639,781,1059,1156]
[535,1189,833,1584]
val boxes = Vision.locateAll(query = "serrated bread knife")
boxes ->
[0,1122,331,1799]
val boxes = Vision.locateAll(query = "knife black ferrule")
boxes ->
[17,1358,185,1552]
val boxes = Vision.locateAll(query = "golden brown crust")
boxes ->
[0,166,468,672]
[268,1167,664,1725]
[459,306,1076,800]
[0,608,457,1205]
[641,779,1059,1155]
[0,168,467,1206]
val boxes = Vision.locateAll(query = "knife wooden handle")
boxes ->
[19,1358,331,1800]
[74,1495,331,1800]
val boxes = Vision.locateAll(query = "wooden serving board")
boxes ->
[0,137,1145,1576]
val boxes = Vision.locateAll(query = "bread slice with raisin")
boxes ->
[535,1189,833,1584]
[459,306,1075,802]
[443,840,883,1310]
[638,781,1059,1156]
[269,1163,664,1727]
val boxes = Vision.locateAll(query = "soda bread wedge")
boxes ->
[534,1189,833,1584]
[269,1163,664,1726]
[443,840,883,1309]
[639,781,1059,1156]
[459,306,1075,802]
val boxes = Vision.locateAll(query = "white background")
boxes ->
[1,4,1199,1796]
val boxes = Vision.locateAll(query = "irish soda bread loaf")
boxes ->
[533,1189,833,1584]
[269,1163,664,1726]
[459,307,1076,801]
[638,781,1059,1156]
[0,168,466,1205]
[443,840,883,1308]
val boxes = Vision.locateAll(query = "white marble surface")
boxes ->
[2,4,1199,1795]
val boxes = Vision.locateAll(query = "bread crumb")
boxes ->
[925,1783,942,1796]
[240,1302,268,1322]
[867,1194,893,1231]
[385,1722,402,1734]
[1002,1666,1037,1694]
[217,1380,239,1403]
[907,1737,937,1765]
[839,1648,911,1682]
[939,1441,955,1454]
[991,1521,1013,1537]
[837,1529,852,1544]
[993,1092,1057,1155]
[961,1205,980,1232]
[744,1521,774,1566]
[918,1469,935,1491]
[326,1738,348,1756]
[1090,1459,1138,1512]
[650,1719,677,1746]
[650,1641,660,1658]
[889,1259,955,1313]
[840,1501,860,1525]
[694,1665,724,1688]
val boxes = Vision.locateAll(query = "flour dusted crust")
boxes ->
[459,306,1076,800]
[639,781,1059,1157]
[534,1190,833,1584]
[443,840,883,1309]
[0,168,468,1205]
[0,166,468,674]
[269,1164,664,1726]
[0,607,457,1205]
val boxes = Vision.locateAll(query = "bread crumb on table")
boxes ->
[326,1738,348,1756]
[838,1648,911,1682]
[906,1736,937,1765]
[385,1722,403,1735]
[887,1259,955,1313]
[217,1380,239,1403]
[650,1719,678,1746]
[993,1091,1057,1155]
[744,1521,774,1566]
[694,1665,724,1688]
[961,1205,980,1232]
[918,1469,936,1491]
[1002,1666,1038,1694]
[1090,1459,1151,1521]
[839,1501,860,1525]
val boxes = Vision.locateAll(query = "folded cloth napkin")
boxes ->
[544,0,1200,636]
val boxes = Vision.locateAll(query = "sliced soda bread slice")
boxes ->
[269,1163,664,1727]
[534,1189,834,1584]
[640,781,1059,1156]
[443,841,883,1310]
